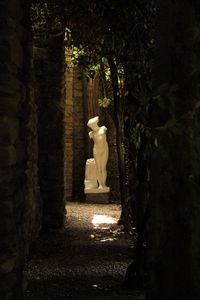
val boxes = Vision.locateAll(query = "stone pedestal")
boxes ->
[85,187,110,203]
[84,155,110,203]
[86,192,110,204]
[85,187,110,194]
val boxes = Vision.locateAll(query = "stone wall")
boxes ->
[33,31,66,231]
[0,0,40,298]
[64,48,73,200]
[87,75,102,119]
[86,76,102,157]
[24,79,41,242]
[64,63,87,202]
[71,67,87,201]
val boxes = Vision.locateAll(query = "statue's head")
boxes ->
[87,116,99,129]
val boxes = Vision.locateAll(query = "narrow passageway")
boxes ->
[25,202,139,299]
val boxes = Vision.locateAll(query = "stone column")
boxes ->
[33,30,66,231]
[72,67,87,201]
[64,47,74,200]
[0,0,36,298]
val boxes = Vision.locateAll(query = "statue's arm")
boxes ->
[89,131,93,139]
[103,126,107,132]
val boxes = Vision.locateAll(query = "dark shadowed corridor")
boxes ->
[25,203,143,300]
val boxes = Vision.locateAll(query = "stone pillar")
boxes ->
[72,67,87,201]
[64,48,74,200]
[34,31,66,231]
[0,0,36,298]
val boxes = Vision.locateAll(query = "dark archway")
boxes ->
[1,1,200,299]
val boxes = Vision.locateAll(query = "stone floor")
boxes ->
[25,202,144,300]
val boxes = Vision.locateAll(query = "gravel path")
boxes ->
[25,202,142,300]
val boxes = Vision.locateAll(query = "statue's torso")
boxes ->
[91,126,108,152]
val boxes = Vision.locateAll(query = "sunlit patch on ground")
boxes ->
[90,213,124,242]
[92,214,117,225]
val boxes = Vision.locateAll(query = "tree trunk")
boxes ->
[108,57,133,231]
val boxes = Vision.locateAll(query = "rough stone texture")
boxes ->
[33,31,66,231]
[24,83,41,242]
[64,48,73,201]
[71,67,87,201]
[86,75,102,159]
[0,0,40,299]
[86,193,110,204]
[87,75,102,120]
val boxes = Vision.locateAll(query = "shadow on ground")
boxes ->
[25,202,144,300]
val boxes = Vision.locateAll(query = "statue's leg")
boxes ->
[95,150,108,188]
[94,158,102,188]
[98,153,108,188]
[100,169,107,188]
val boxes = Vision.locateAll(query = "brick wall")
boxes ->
[64,48,73,200]
[71,67,87,201]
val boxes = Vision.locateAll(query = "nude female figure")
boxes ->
[87,116,109,189]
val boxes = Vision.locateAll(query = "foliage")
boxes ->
[98,97,112,108]
[71,46,100,78]
[31,1,64,35]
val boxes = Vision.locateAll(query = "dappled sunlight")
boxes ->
[99,237,116,242]
[90,214,123,243]
[90,233,116,243]
[90,232,116,242]
[91,214,117,225]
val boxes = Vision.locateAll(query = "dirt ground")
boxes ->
[25,202,144,300]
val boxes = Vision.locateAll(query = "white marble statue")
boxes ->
[84,158,98,189]
[85,116,110,193]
